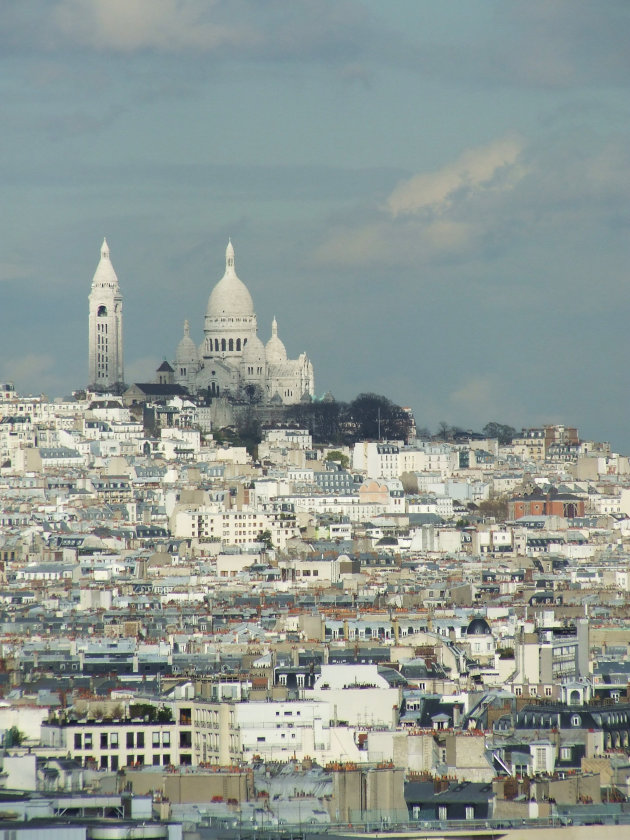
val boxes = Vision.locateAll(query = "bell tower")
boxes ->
[88,238,124,392]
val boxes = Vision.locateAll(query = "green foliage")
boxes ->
[257,529,274,550]
[128,703,173,723]
[213,417,262,458]
[482,421,517,446]
[347,393,411,442]
[5,726,24,747]
[325,450,349,469]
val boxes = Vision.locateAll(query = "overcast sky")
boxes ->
[2,1,630,448]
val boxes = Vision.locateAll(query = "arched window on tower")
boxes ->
[228,339,234,351]
[97,305,107,317]
[221,339,226,352]
[236,339,241,351]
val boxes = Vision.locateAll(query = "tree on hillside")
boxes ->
[285,399,344,444]
[482,422,517,446]
[345,393,412,442]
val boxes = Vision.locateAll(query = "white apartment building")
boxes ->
[353,442,402,479]
[41,717,185,771]
[172,508,300,549]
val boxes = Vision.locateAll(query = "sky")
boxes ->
[1,1,630,449]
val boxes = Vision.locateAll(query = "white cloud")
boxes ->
[51,0,253,52]
[0,262,31,283]
[387,136,524,217]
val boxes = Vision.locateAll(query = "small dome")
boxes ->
[265,317,287,365]
[241,334,266,364]
[176,320,198,364]
[206,240,255,320]
[466,616,492,636]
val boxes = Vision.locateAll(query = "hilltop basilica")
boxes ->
[89,239,315,404]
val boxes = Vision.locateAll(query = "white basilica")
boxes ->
[88,238,314,403]
[168,240,315,404]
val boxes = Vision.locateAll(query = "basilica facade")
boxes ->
[168,240,315,404]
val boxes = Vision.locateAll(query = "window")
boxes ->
[101,733,108,749]
[126,732,134,749]
[111,756,119,771]
[110,732,119,748]
[152,732,160,747]
[438,806,447,821]
[465,806,474,820]
[74,733,82,749]
[163,754,171,765]
[137,732,145,748]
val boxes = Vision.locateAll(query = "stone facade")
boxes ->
[170,241,315,404]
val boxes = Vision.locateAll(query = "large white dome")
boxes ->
[206,240,254,319]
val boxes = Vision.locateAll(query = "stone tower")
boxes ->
[88,238,124,392]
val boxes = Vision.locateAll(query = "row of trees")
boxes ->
[222,393,518,456]
[432,421,517,446]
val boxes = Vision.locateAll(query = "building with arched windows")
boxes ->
[88,239,124,392]
[170,240,315,404]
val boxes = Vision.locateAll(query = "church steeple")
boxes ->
[272,316,278,337]
[88,238,124,393]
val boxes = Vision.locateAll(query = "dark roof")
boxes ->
[156,361,174,372]
[466,616,492,636]
[127,383,188,396]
